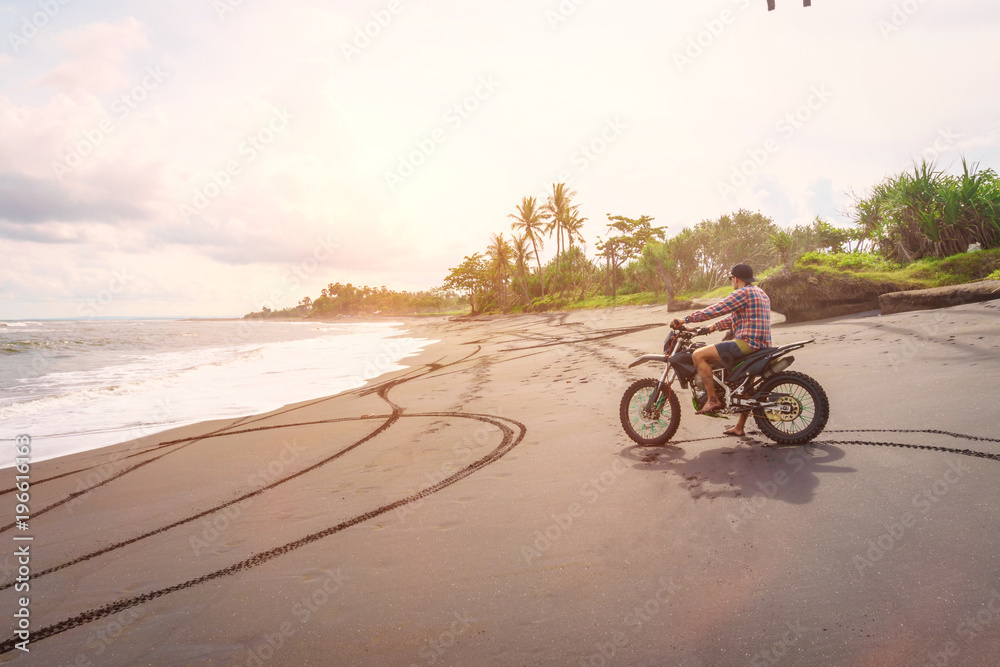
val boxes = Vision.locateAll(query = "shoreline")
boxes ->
[4,303,1000,664]
[0,319,440,471]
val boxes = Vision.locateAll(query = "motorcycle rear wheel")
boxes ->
[752,370,829,445]
[620,378,681,445]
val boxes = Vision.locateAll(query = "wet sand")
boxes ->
[3,302,1000,666]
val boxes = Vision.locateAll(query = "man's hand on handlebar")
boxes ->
[670,319,712,336]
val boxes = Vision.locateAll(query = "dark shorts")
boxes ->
[716,340,751,367]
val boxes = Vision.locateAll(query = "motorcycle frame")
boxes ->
[630,330,814,416]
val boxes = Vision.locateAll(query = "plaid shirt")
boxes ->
[685,285,772,350]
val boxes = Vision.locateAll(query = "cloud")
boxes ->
[3,0,1000,318]
[0,221,88,244]
[0,172,147,228]
[35,17,150,93]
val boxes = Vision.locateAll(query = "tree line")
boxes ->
[245,283,464,318]
[247,158,999,318]
[443,159,999,314]
[441,182,857,314]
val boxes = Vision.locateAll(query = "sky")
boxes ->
[1,0,999,319]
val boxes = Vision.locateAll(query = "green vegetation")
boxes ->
[796,251,902,275]
[854,159,1000,261]
[443,193,850,315]
[794,248,1000,288]
[244,283,466,319]
[595,215,666,298]
[246,159,1000,319]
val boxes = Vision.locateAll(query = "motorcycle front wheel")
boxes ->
[620,378,681,445]
[752,370,829,445]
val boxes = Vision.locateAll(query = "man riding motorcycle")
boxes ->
[670,263,771,436]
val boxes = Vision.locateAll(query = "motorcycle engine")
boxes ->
[691,376,726,411]
[692,375,707,405]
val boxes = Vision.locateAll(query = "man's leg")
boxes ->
[724,412,750,436]
[692,344,723,414]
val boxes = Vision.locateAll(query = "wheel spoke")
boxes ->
[767,380,818,435]
[629,387,671,436]
[621,379,682,446]
[750,372,828,445]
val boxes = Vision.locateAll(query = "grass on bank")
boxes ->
[795,248,1000,288]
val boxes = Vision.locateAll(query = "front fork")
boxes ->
[643,366,675,414]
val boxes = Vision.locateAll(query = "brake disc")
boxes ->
[769,395,800,422]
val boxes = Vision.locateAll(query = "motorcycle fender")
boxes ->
[731,353,794,385]
[668,351,697,382]
[628,354,669,369]
[740,356,772,379]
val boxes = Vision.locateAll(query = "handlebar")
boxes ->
[670,321,711,337]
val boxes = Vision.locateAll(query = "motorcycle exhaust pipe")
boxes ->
[762,356,794,378]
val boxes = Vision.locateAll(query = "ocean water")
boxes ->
[0,319,434,468]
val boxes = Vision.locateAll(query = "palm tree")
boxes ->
[487,232,514,311]
[562,210,587,293]
[541,183,581,295]
[508,196,548,299]
[770,229,794,268]
[510,232,535,305]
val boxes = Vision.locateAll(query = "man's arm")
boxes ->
[714,315,734,332]
[684,290,745,324]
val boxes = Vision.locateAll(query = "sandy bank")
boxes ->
[3,303,1000,665]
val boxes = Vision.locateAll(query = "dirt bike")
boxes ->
[620,324,829,446]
